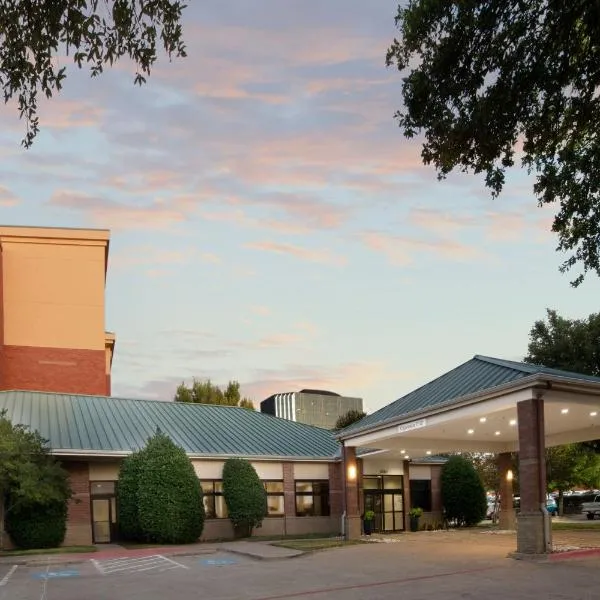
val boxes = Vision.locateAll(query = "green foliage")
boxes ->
[117,432,204,544]
[0,410,71,549]
[409,507,423,518]
[222,458,266,536]
[364,510,375,521]
[5,499,67,549]
[1,1,187,148]
[546,444,600,493]
[116,451,143,541]
[526,309,600,377]
[441,455,487,526]
[387,2,600,285]
[334,409,366,431]
[174,378,255,410]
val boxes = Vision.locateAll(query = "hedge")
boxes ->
[5,499,67,549]
[441,455,487,526]
[116,450,144,541]
[136,433,204,544]
[222,458,266,537]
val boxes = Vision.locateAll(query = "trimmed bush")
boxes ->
[116,450,144,541]
[5,499,67,549]
[222,458,266,537]
[136,433,204,544]
[441,455,487,526]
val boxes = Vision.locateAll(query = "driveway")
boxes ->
[1,532,600,600]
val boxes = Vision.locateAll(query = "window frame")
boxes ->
[263,480,285,517]
[409,479,432,512]
[294,479,330,517]
[200,479,228,519]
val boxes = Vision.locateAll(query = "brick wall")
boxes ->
[0,345,107,395]
[344,447,360,517]
[106,374,111,396]
[282,462,296,517]
[63,461,92,546]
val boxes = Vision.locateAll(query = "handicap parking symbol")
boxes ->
[32,570,80,580]
[200,558,238,567]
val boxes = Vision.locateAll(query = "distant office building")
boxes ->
[261,389,364,429]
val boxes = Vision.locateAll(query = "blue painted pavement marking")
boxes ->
[200,558,238,567]
[31,570,80,580]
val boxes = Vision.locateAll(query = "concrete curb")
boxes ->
[509,547,600,562]
[221,547,305,561]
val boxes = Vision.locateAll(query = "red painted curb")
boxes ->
[551,548,600,561]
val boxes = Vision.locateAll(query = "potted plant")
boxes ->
[409,507,423,532]
[363,510,375,535]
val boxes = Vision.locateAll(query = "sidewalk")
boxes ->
[0,539,303,567]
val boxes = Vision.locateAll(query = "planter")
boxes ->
[409,516,420,532]
[363,520,373,536]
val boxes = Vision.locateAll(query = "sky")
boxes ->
[1,0,599,413]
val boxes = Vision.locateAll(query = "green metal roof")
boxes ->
[0,391,341,460]
[340,355,600,437]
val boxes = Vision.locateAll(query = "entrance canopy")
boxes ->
[338,356,600,458]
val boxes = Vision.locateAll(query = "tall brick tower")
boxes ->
[0,226,115,396]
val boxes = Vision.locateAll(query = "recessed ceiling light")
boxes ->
[479,417,487,423]
[561,408,569,415]
[467,429,474,434]
[495,431,501,436]
[426,450,432,455]
[405,456,410,460]
[509,419,517,426]
[591,412,598,417]
[400,449,406,454]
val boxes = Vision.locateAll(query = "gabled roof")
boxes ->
[0,391,340,460]
[340,355,600,437]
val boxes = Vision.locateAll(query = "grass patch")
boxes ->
[271,538,366,551]
[0,545,97,557]
[552,521,600,531]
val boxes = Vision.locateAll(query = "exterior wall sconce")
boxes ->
[347,464,357,481]
[506,469,514,482]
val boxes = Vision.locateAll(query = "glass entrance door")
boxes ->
[364,475,405,532]
[92,497,116,543]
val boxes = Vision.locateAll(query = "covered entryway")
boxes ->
[338,355,600,554]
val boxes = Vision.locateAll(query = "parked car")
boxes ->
[511,496,557,516]
[580,495,600,520]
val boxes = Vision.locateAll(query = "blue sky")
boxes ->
[1,0,599,412]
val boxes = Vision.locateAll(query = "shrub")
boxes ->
[222,458,266,537]
[441,455,487,526]
[136,433,204,544]
[5,499,67,549]
[116,451,144,541]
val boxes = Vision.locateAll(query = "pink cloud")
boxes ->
[245,241,347,266]
[0,185,19,207]
[361,231,482,266]
[49,190,199,230]
[408,208,478,235]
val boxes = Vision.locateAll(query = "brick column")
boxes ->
[517,397,551,553]
[498,453,516,530]
[403,459,411,531]
[282,462,295,518]
[343,446,361,539]
[64,461,92,546]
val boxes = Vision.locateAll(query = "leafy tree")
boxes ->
[386,2,600,285]
[118,431,204,544]
[1,1,187,148]
[525,309,600,377]
[546,444,600,515]
[334,409,366,431]
[441,455,487,526]
[222,458,266,538]
[174,378,255,410]
[0,410,71,549]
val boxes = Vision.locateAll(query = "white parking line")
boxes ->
[0,565,17,587]
[91,554,188,576]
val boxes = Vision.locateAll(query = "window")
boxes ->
[295,480,330,517]
[264,481,285,516]
[90,481,116,496]
[410,480,432,512]
[200,480,228,519]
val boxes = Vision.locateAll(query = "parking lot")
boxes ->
[2,533,600,600]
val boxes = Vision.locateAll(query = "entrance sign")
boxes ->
[396,419,427,434]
